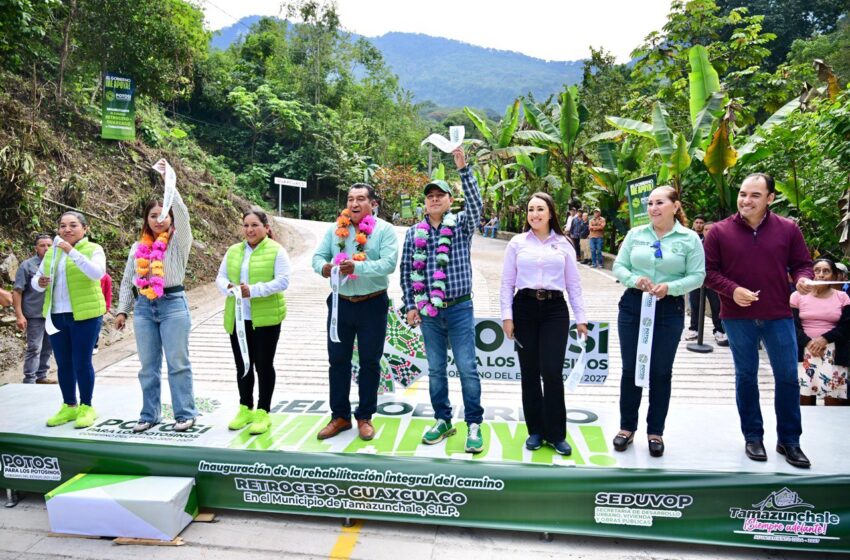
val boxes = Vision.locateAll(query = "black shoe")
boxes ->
[776,443,811,469]
[648,436,664,457]
[745,440,767,462]
[613,430,634,452]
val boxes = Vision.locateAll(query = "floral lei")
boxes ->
[333,209,376,281]
[411,213,456,317]
[134,231,169,299]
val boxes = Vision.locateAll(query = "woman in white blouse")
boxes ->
[216,208,291,436]
[115,160,197,433]
[32,211,106,428]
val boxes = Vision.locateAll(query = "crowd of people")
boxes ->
[5,151,845,469]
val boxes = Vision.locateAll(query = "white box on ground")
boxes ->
[46,474,197,540]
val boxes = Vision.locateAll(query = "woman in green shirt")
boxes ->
[611,186,705,457]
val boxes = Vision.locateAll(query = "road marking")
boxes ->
[329,519,363,559]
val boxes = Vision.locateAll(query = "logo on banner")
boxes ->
[594,492,694,527]
[730,487,841,545]
[1,454,61,481]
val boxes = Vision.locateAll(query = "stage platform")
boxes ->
[1,384,847,553]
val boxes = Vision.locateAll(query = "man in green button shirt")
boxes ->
[312,184,399,442]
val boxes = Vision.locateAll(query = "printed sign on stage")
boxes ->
[1,385,848,554]
[365,302,609,393]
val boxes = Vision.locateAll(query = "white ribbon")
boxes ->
[806,280,847,286]
[228,286,251,377]
[421,125,465,153]
[635,292,657,388]
[565,334,587,392]
[329,266,342,343]
[154,158,177,223]
[44,236,63,335]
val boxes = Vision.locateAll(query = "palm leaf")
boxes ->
[463,107,496,146]
[688,45,721,126]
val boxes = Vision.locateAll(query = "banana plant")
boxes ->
[516,85,589,189]
[605,45,726,195]
[464,100,544,218]
[583,137,644,246]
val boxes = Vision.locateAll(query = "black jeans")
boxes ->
[513,292,570,442]
[229,320,281,412]
[618,289,685,435]
[326,293,388,420]
[688,287,723,333]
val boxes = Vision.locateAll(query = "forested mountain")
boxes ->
[212,17,584,111]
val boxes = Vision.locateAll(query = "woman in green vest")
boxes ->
[31,211,106,428]
[216,208,290,435]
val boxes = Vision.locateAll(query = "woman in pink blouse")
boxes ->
[501,192,588,455]
[791,258,850,406]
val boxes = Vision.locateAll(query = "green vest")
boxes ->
[223,237,287,334]
[41,238,106,321]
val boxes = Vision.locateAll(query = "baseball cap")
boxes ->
[423,180,453,196]
[836,262,848,274]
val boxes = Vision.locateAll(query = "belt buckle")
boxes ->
[535,289,547,301]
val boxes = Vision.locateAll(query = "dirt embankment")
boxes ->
[0,72,281,372]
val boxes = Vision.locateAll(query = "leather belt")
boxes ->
[338,289,387,303]
[518,288,564,301]
[133,285,184,298]
[444,294,472,308]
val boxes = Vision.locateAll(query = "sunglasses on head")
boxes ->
[651,240,662,259]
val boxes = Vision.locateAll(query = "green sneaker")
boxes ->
[248,409,271,435]
[46,404,78,427]
[422,419,455,445]
[74,404,97,428]
[465,422,484,454]
[228,405,254,430]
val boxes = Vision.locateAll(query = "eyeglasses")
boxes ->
[651,240,663,259]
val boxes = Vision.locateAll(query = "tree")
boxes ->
[70,0,209,102]
[227,85,306,162]
[716,0,850,69]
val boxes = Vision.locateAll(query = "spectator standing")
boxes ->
[13,234,56,384]
[579,211,591,264]
[588,209,606,268]
[684,215,728,346]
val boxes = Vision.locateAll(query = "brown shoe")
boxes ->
[317,417,352,440]
[35,378,57,385]
[357,419,375,441]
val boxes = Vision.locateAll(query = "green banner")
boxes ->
[625,174,656,228]
[101,73,135,141]
[2,433,848,553]
[400,194,413,219]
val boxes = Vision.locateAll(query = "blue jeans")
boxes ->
[133,293,197,423]
[589,237,604,267]
[618,289,684,435]
[722,318,802,445]
[326,293,388,420]
[49,313,101,406]
[419,299,484,424]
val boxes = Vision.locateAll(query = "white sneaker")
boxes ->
[684,329,698,341]
[132,421,154,433]
[173,418,195,432]
[715,332,729,346]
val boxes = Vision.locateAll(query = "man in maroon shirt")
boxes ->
[704,173,814,468]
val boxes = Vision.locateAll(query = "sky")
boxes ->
[200,0,674,62]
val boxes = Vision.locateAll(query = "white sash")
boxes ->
[635,292,657,388]
[565,334,587,392]
[44,236,63,335]
[330,266,342,343]
[155,159,177,223]
[228,286,251,376]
